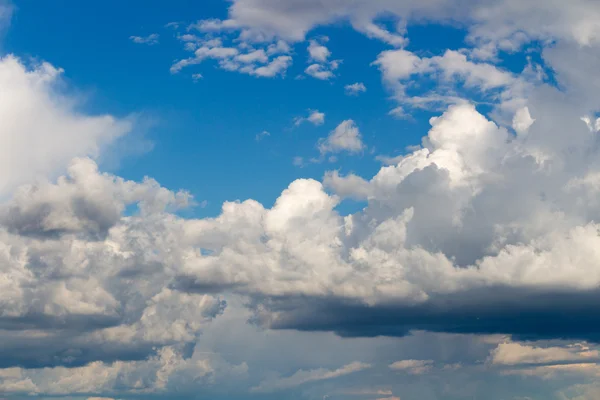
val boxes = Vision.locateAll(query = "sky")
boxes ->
[3,0,600,399]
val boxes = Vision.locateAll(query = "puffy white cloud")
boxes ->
[305,60,340,80]
[170,45,239,73]
[170,20,292,78]
[221,0,600,50]
[345,82,367,95]
[295,109,326,126]
[9,1,600,398]
[372,48,527,118]
[307,39,331,63]
[323,170,371,200]
[512,106,535,134]
[251,55,292,77]
[303,38,340,80]
[0,55,132,196]
[318,120,365,155]
[168,99,600,342]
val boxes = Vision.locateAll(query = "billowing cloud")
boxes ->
[169,99,600,343]
[0,56,132,196]
[7,1,600,398]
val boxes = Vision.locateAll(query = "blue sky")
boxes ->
[2,0,600,399]
[3,0,473,216]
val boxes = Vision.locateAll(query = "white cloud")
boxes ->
[171,45,239,73]
[305,62,338,80]
[251,55,292,77]
[191,18,240,32]
[235,49,268,64]
[308,39,330,62]
[9,2,600,398]
[486,340,600,379]
[304,38,340,80]
[256,130,270,141]
[170,20,292,78]
[512,106,535,134]
[318,119,365,155]
[251,362,371,392]
[323,170,371,200]
[372,48,525,117]
[129,33,159,45]
[345,82,367,95]
[0,55,132,196]
[489,341,599,367]
[351,18,407,47]
[295,109,326,126]
[389,360,434,375]
[308,110,326,125]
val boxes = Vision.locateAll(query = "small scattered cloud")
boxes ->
[295,109,325,126]
[389,360,434,375]
[170,22,292,78]
[192,73,203,82]
[305,60,340,80]
[318,119,364,155]
[308,39,331,63]
[293,156,305,167]
[304,38,340,80]
[345,82,367,95]
[255,130,270,141]
[129,33,159,45]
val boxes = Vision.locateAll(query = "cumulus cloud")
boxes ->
[167,97,600,342]
[0,157,227,370]
[345,82,367,95]
[307,39,331,63]
[9,1,600,398]
[318,119,365,154]
[221,0,600,49]
[372,48,528,118]
[305,59,340,80]
[170,21,292,78]
[0,56,132,196]
[295,109,325,126]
